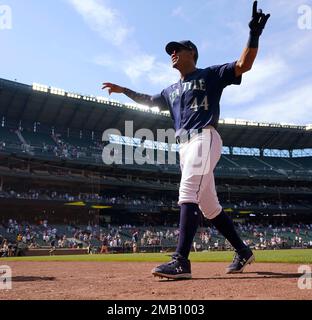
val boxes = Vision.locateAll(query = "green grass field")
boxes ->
[1,249,312,264]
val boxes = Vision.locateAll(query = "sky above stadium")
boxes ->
[1,0,311,125]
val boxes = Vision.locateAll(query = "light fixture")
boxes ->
[32,83,49,93]
[50,87,65,96]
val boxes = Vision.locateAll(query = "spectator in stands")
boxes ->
[100,236,109,254]
[29,238,39,249]
[0,239,7,257]
[43,220,48,228]
[16,233,22,243]
[22,234,27,244]
[86,241,93,254]
[49,238,56,255]
[132,230,138,243]
[132,241,137,254]
[214,239,220,250]
[0,239,13,257]
[83,233,89,242]
[61,235,68,248]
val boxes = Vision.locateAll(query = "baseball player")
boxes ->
[103,1,270,279]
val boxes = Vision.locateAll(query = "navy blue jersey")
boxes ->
[152,61,242,137]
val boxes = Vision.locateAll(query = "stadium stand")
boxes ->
[0,77,312,256]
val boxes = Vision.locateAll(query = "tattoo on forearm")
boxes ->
[124,88,153,106]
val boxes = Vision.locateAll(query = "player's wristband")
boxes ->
[247,33,260,48]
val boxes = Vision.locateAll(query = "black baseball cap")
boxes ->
[165,40,198,64]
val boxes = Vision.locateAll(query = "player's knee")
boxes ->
[199,205,222,220]
[178,187,199,205]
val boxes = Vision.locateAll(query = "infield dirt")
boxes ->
[0,261,311,300]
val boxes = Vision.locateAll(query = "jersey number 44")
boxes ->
[190,96,209,112]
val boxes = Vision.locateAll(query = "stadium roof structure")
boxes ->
[1,78,312,150]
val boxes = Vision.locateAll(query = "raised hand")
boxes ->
[249,1,270,36]
[102,82,125,95]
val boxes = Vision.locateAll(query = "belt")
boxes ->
[176,125,215,144]
[176,128,203,144]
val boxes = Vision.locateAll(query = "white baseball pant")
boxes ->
[178,125,223,220]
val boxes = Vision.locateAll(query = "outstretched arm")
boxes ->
[235,1,270,77]
[102,83,154,106]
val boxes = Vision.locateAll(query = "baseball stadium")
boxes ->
[1,0,312,304]
[0,78,312,300]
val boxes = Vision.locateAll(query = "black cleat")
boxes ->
[226,247,255,274]
[152,253,192,280]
